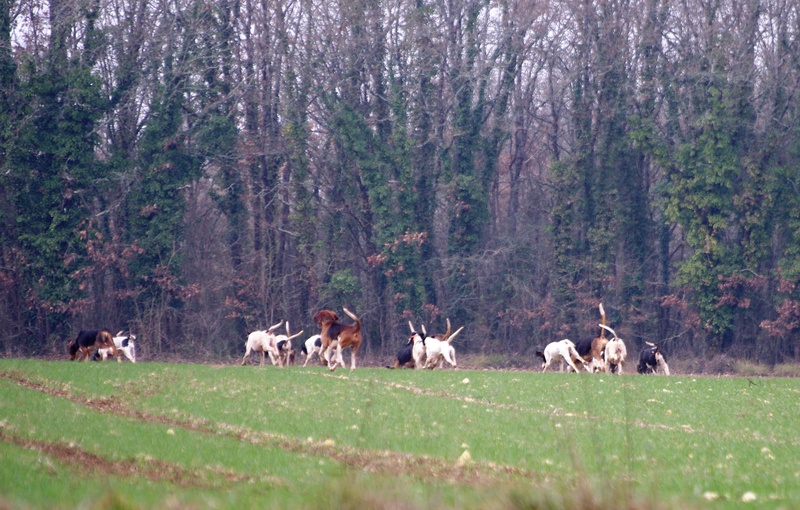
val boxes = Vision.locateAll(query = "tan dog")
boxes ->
[69,330,117,361]
[313,308,362,371]
[574,303,609,372]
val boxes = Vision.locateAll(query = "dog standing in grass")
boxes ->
[536,339,587,372]
[69,329,117,361]
[599,324,627,374]
[313,308,362,371]
[93,331,137,362]
[574,303,610,372]
[423,319,463,369]
[241,321,285,367]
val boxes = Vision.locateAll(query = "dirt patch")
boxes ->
[0,427,264,488]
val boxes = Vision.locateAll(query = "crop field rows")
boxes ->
[0,359,798,509]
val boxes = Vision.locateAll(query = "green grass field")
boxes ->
[0,358,798,509]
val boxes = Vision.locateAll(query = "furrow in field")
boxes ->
[0,370,537,485]
[0,427,270,488]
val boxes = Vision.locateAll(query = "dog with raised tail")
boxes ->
[93,331,137,362]
[536,339,588,372]
[408,321,428,369]
[388,322,424,369]
[273,322,304,366]
[241,321,284,367]
[423,319,463,369]
[599,324,627,374]
[313,308,362,371]
[574,303,610,372]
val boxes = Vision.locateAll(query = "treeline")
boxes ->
[1,0,799,362]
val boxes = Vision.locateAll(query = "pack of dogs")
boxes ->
[68,330,136,362]
[70,303,670,375]
[533,304,669,375]
[395,319,463,369]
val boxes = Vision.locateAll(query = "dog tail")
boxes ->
[342,308,361,333]
[446,326,464,343]
[598,303,607,339]
[598,323,617,339]
[535,350,545,360]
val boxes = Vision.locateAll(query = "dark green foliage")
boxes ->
[2,10,107,346]
[3,0,800,360]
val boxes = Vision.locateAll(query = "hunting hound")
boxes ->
[94,331,137,362]
[637,342,670,375]
[423,319,462,369]
[69,329,116,361]
[574,303,610,372]
[313,308,362,371]
[241,321,284,367]
[536,339,588,372]
[599,324,627,374]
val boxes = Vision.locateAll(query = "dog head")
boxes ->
[313,310,339,327]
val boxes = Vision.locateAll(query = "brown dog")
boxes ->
[313,308,362,371]
[574,303,609,372]
[69,329,117,361]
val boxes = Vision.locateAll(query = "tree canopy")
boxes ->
[1,0,799,363]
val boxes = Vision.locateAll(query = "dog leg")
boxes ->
[325,344,336,371]
[566,357,580,373]
[331,342,345,371]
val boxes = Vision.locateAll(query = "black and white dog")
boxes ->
[93,331,137,362]
[389,337,416,369]
[637,342,670,375]
[301,334,324,366]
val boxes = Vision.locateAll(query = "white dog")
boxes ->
[241,321,284,367]
[536,339,588,373]
[423,320,463,369]
[600,324,627,374]
[407,322,428,369]
[94,331,137,362]
[272,322,303,366]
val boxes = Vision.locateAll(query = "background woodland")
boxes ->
[1,0,800,363]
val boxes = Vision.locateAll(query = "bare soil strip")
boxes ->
[0,371,536,485]
[0,427,264,488]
